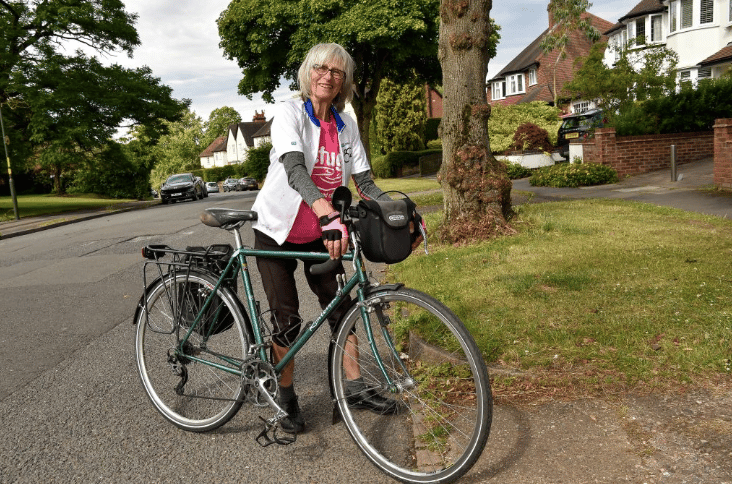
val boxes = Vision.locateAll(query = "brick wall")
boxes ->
[576,128,714,178]
[713,119,732,190]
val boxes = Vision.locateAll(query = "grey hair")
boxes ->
[298,43,355,113]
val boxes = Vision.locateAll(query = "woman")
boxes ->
[251,43,419,434]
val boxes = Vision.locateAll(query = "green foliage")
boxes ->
[425,117,441,142]
[68,143,150,199]
[243,142,272,181]
[371,149,441,178]
[375,78,427,153]
[149,109,205,189]
[529,162,618,187]
[564,41,678,121]
[426,139,442,149]
[511,123,553,152]
[488,102,562,153]
[202,106,241,148]
[502,160,533,179]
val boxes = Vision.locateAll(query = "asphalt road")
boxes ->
[2,169,731,483]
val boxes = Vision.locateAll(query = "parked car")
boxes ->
[223,178,239,192]
[205,181,220,193]
[197,177,208,197]
[557,109,605,159]
[239,177,258,191]
[159,173,204,204]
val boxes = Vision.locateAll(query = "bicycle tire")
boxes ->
[135,270,250,432]
[330,287,492,484]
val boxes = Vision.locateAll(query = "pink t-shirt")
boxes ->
[286,115,342,243]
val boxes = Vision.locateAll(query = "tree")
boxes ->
[1,0,187,193]
[149,109,205,190]
[203,106,241,148]
[563,41,678,117]
[438,0,512,243]
[374,78,427,153]
[217,0,441,160]
[541,0,601,106]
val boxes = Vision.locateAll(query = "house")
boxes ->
[198,135,227,169]
[604,0,732,84]
[199,111,269,168]
[226,110,269,164]
[488,6,614,114]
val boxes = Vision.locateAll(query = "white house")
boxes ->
[198,135,227,169]
[199,111,270,168]
[603,0,732,84]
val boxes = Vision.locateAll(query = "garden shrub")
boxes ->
[502,160,533,179]
[425,118,441,142]
[488,102,562,153]
[511,123,553,152]
[372,149,442,178]
[426,139,442,149]
[529,162,618,188]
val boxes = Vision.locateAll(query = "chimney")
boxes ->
[548,3,554,29]
[252,110,266,123]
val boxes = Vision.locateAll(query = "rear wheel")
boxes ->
[330,287,491,483]
[135,270,250,432]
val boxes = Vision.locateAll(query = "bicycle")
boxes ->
[133,188,492,484]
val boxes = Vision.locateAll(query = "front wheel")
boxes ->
[135,270,251,432]
[330,287,492,484]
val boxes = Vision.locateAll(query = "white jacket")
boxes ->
[251,98,371,244]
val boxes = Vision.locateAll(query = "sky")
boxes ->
[100,1,634,128]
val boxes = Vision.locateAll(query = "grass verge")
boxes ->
[0,194,137,222]
[389,198,732,403]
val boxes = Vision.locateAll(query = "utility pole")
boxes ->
[0,104,20,220]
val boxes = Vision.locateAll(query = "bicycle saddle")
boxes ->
[200,208,258,229]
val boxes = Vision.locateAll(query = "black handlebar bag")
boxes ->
[355,199,414,264]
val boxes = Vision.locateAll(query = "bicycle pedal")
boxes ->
[255,416,296,447]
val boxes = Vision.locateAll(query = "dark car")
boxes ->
[159,173,204,204]
[239,177,258,191]
[557,109,605,159]
[222,178,239,192]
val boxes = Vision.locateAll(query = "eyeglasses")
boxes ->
[313,64,346,81]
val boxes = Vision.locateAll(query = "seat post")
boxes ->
[231,228,244,250]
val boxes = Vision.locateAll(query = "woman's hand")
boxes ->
[314,198,349,259]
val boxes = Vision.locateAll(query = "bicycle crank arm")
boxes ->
[253,377,296,447]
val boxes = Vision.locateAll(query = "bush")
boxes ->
[426,138,442,149]
[243,142,271,181]
[69,143,150,199]
[372,149,442,178]
[502,160,533,179]
[425,118,441,142]
[511,123,553,152]
[489,102,561,153]
[529,162,618,188]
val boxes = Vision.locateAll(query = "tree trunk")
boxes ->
[350,84,379,164]
[438,0,513,243]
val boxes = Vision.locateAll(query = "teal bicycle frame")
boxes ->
[158,240,403,390]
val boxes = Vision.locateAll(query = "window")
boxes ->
[528,68,537,86]
[635,19,646,45]
[651,15,663,42]
[492,81,505,100]
[681,0,693,28]
[573,101,590,113]
[679,70,692,85]
[700,0,713,24]
[670,1,677,32]
[729,0,732,22]
[698,67,712,79]
[506,74,525,95]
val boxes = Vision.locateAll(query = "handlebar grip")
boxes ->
[309,257,342,276]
